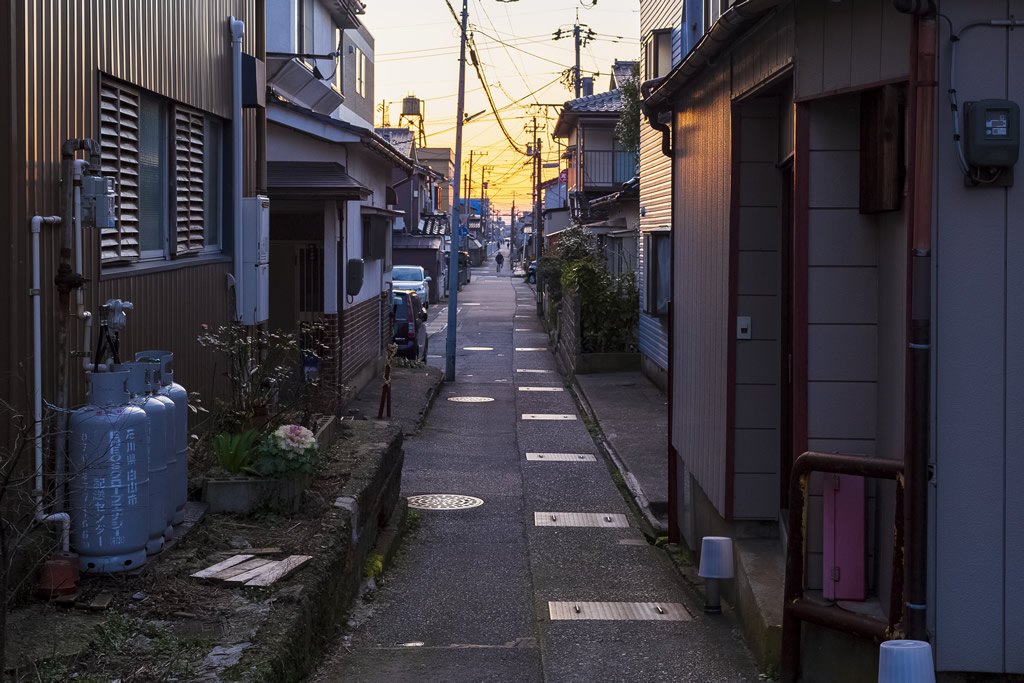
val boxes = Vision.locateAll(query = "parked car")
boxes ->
[392,265,431,301]
[392,289,429,360]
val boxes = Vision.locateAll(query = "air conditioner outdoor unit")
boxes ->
[241,195,270,325]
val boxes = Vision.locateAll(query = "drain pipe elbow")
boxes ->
[640,99,673,159]
[37,513,71,553]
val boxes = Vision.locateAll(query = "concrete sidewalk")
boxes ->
[346,364,443,436]
[573,371,670,531]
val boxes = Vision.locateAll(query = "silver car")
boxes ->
[392,265,431,301]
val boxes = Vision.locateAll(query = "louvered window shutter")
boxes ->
[99,81,141,262]
[173,106,205,255]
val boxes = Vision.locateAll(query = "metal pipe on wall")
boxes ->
[903,12,937,642]
[230,17,245,322]
[31,215,71,552]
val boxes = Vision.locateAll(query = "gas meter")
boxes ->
[81,173,117,229]
[964,99,1020,169]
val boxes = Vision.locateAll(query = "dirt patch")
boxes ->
[5,421,389,682]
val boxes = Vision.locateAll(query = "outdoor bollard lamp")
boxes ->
[697,536,733,614]
[878,640,936,683]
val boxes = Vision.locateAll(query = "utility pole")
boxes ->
[510,192,516,262]
[574,10,581,98]
[554,13,594,98]
[445,0,469,383]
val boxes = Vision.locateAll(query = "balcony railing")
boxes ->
[581,150,636,187]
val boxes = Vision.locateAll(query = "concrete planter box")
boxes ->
[202,417,332,516]
[575,352,640,374]
[202,475,309,515]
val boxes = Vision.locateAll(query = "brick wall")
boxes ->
[320,313,340,413]
[341,295,384,387]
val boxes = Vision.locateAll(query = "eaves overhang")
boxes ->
[643,0,783,111]
[268,99,414,173]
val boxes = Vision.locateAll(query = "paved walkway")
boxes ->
[314,252,755,682]
[575,371,670,521]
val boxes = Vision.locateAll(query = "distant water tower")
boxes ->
[400,95,427,147]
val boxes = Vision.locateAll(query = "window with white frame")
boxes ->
[100,78,225,266]
[643,232,671,316]
[354,47,366,97]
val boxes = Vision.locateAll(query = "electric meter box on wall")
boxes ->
[964,99,1020,168]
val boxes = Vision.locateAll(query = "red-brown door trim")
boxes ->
[792,102,811,463]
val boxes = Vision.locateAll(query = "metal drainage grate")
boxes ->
[548,602,691,621]
[526,452,596,462]
[522,414,576,420]
[534,512,629,528]
[448,396,495,403]
[518,387,563,392]
[407,494,484,510]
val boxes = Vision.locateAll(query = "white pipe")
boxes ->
[31,215,71,552]
[230,16,245,322]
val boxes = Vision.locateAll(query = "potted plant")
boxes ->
[201,424,319,515]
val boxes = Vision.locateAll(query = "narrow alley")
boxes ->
[314,254,757,682]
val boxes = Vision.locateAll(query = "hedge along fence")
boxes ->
[561,259,639,354]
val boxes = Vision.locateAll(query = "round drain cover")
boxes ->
[407,494,484,510]
[448,396,495,403]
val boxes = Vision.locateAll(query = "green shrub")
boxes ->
[212,430,261,475]
[562,259,639,353]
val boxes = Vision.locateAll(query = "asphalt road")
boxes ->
[314,252,757,682]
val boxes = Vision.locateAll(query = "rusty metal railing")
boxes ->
[780,452,906,682]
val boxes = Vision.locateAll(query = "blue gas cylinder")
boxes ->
[136,351,188,525]
[70,370,150,573]
[121,362,168,555]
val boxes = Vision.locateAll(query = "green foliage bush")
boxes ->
[561,255,639,354]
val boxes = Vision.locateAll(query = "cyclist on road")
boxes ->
[495,251,504,272]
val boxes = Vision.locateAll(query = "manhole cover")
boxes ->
[407,494,484,510]
[448,396,495,403]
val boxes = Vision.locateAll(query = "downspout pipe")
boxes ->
[31,216,71,552]
[903,11,936,642]
[640,79,672,159]
[230,17,245,322]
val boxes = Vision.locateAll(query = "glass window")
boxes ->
[138,96,166,257]
[392,266,424,282]
[334,28,342,92]
[203,118,223,250]
[302,0,315,54]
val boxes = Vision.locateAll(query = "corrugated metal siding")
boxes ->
[670,64,733,516]
[794,0,910,100]
[5,0,259,445]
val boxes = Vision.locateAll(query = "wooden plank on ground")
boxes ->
[244,555,313,587]
[214,547,283,557]
[89,592,114,611]
[191,554,253,579]
[224,560,283,585]
[208,558,274,582]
